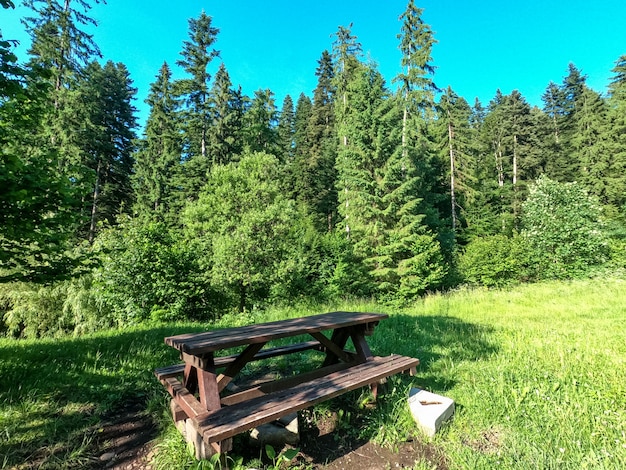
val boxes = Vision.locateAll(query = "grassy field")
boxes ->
[1,278,625,469]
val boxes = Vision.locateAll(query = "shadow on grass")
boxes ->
[0,313,498,468]
[372,313,499,392]
[0,324,208,468]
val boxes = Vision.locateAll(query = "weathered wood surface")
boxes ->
[165,311,387,355]
[195,354,419,444]
[155,340,324,380]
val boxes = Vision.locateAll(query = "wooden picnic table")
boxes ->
[156,311,419,457]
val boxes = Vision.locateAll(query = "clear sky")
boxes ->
[3,0,626,128]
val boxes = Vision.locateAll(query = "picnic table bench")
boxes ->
[155,311,419,457]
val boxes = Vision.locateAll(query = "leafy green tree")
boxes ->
[521,176,608,279]
[183,152,302,312]
[94,220,213,323]
[0,78,82,282]
[459,234,528,287]
[132,62,182,222]
[1,0,92,281]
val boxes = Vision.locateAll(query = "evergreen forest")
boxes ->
[2,0,626,337]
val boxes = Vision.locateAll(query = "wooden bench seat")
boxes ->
[192,354,419,444]
[155,340,324,381]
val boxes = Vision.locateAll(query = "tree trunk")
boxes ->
[238,281,247,313]
[88,160,102,244]
[448,113,457,232]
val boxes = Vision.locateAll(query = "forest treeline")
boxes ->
[1,0,625,337]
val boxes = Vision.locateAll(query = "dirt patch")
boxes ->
[92,404,448,469]
[461,427,503,456]
[92,401,157,470]
[296,410,448,470]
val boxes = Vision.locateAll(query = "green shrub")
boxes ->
[94,220,220,325]
[459,234,528,287]
[0,276,105,338]
[521,176,609,279]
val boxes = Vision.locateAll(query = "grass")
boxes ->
[1,278,625,469]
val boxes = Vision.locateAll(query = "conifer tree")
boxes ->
[373,0,446,300]
[287,93,311,201]
[176,11,220,160]
[334,62,387,258]
[595,56,626,214]
[394,0,438,159]
[277,94,295,163]
[332,24,362,150]
[299,50,337,231]
[243,88,278,154]
[436,87,477,234]
[79,61,137,242]
[133,62,182,221]
[208,63,244,165]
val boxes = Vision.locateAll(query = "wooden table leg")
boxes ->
[322,328,351,366]
[351,328,373,362]
[197,368,222,411]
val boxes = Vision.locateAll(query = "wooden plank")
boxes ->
[322,327,350,366]
[165,311,387,355]
[220,361,355,406]
[161,377,210,421]
[155,364,185,380]
[351,331,372,362]
[196,355,420,443]
[215,340,322,367]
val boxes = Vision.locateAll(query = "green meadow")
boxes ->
[1,278,625,469]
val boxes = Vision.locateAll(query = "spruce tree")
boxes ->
[175,12,220,201]
[78,61,138,242]
[176,11,220,160]
[436,87,477,234]
[376,0,446,300]
[597,56,626,215]
[242,88,278,154]
[133,62,182,222]
[208,63,243,165]
[277,94,295,163]
[300,50,338,232]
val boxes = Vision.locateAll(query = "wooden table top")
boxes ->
[165,311,388,355]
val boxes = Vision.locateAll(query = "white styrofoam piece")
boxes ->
[408,388,455,437]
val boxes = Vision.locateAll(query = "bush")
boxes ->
[0,276,106,338]
[459,234,528,287]
[94,220,220,325]
[521,176,609,279]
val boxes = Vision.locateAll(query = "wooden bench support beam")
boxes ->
[155,341,324,382]
[196,355,420,444]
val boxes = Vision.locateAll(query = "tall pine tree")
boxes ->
[133,62,182,222]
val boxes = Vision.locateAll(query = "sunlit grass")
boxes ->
[1,278,625,468]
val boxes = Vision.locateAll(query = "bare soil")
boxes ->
[93,404,449,470]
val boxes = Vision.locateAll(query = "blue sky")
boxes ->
[3,0,626,127]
